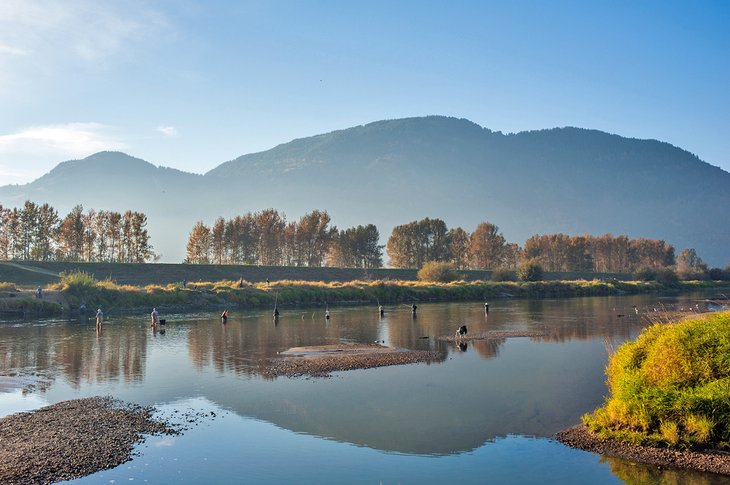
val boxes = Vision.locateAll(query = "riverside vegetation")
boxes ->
[583,311,730,450]
[2,270,729,316]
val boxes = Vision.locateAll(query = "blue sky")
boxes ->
[1,0,728,185]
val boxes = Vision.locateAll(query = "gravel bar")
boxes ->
[266,343,444,377]
[0,396,178,484]
[556,424,730,476]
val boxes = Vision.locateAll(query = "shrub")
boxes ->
[0,282,17,291]
[708,267,730,281]
[517,260,543,282]
[654,267,679,285]
[583,311,730,449]
[491,268,516,282]
[417,261,459,283]
[634,266,656,281]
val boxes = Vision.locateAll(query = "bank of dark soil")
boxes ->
[557,424,730,476]
[265,343,445,377]
[0,396,178,484]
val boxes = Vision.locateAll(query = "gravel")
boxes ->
[265,343,445,377]
[0,396,179,484]
[556,424,730,476]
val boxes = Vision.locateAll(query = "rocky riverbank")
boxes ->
[0,397,178,484]
[556,424,730,476]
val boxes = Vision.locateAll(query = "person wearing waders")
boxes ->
[96,308,104,329]
[151,307,159,327]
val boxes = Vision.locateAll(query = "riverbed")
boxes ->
[1,294,727,484]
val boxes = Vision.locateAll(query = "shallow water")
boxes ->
[1,294,727,484]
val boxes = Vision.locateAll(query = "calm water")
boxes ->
[1,294,728,484]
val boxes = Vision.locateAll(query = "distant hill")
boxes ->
[1,116,728,265]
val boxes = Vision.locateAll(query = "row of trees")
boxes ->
[185,209,383,268]
[385,218,680,273]
[0,201,154,263]
[522,233,676,273]
[386,219,520,270]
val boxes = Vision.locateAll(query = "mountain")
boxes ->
[1,116,729,265]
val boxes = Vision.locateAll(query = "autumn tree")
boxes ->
[106,211,122,262]
[448,227,470,270]
[327,224,383,268]
[468,222,506,270]
[82,209,97,262]
[186,221,211,264]
[676,248,708,279]
[58,205,85,261]
[255,209,285,266]
[294,210,336,267]
[211,217,226,265]
[386,218,450,268]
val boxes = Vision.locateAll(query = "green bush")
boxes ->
[517,260,543,282]
[417,261,459,283]
[583,311,730,449]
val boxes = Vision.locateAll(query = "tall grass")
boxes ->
[583,311,730,449]
[46,270,705,313]
[0,281,17,291]
[54,271,192,310]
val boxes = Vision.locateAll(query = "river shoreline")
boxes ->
[2,278,728,318]
[556,424,730,476]
[0,397,179,484]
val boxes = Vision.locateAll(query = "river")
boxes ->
[1,293,727,484]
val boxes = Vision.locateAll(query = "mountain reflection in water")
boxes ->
[0,294,715,456]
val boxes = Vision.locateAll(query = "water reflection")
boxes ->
[0,294,723,464]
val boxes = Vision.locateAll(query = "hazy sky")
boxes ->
[1,0,728,185]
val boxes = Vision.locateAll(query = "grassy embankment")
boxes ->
[2,269,728,317]
[0,260,636,287]
[1,261,729,316]
[583,310,730,450]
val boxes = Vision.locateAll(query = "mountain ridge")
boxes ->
[1,116,728,265]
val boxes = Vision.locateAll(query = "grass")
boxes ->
[0,282,17,291]
[43,270,715,314]
[0,260,641,287]
[583,310,730,450]
[53,271,196,311]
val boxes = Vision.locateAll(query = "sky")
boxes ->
[1,0,729,185]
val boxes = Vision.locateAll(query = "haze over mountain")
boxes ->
[1,116,728,266]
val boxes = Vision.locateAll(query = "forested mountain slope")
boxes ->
[1,116,727,265]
